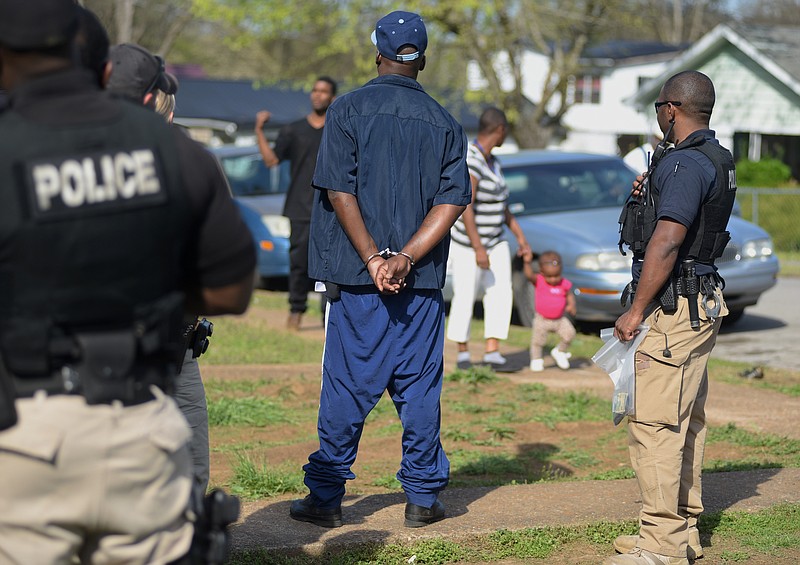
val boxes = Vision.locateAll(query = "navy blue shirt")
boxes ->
[309,74,471,288]
[632,129,719,280]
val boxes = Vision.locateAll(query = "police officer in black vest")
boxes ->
[0,1,256,563]
[607,71,736,565]
[106,41,215,496]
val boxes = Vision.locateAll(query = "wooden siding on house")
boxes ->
[702,47,800,137]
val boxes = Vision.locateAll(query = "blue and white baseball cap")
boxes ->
[371,10,427,62]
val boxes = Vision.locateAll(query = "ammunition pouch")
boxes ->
[620,272,722,312]
[0,293,185,406]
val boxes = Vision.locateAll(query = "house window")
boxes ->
[574,75,601,104]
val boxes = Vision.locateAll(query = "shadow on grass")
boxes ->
[229,443,571,561]
[688,467,784,554]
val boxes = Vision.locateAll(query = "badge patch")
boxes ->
[25,148,167,220]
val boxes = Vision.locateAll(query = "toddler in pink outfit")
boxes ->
[523,251,577,371]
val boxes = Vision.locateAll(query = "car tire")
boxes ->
[511,268,535,327]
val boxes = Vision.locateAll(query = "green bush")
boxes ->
[736,159,792,187]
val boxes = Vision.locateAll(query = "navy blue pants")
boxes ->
[303,288,450,509]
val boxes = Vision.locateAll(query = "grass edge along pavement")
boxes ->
[230,469,800,565]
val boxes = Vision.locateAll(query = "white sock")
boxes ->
[483,351,506,364]
[457,351,471,363]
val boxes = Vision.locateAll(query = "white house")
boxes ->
[629,23,800,179]
[468,41,685,155]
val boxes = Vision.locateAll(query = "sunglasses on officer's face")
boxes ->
[654,100,681,113]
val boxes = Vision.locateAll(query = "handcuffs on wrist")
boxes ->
[365,248,415,267]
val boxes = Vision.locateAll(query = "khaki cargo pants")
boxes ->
[628,291,726,558]
[0,388,194,565]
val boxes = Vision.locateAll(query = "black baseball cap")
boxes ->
[107,43,177,102]
[0,0,79,50]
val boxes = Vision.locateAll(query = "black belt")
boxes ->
[621,273,721,308]
[13,368,166,407]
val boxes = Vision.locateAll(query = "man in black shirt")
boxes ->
[255,77,337,330]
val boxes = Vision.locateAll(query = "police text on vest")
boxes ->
[32,150,162,211]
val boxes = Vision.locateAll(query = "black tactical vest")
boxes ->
[620,133,736,264]
[0,99,191,386]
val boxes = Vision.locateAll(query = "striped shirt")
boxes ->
[451,143,508,249]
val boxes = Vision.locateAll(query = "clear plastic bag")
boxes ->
[592,325,649,425]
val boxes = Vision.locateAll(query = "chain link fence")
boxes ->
[737,187,800,273]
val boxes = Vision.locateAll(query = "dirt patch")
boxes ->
[202,355,800,496]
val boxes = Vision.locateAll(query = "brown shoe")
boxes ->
[287,312,302,331]
[614,526,702,560]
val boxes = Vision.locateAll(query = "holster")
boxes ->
[324,282,341,302]
[0,359,18,431]
[2,293,185,406]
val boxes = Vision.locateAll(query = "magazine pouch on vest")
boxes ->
[1,292,186,404]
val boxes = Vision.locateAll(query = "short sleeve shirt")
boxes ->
[273,118,323,221]
[1,70,255,294]
[308,74,471,289]
[535,274,572,319]
[631,130,718,281]
[451,143,508,249]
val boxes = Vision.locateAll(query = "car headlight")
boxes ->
[261,215,290,239]
[575,252,630,272]
[741,238,773,259]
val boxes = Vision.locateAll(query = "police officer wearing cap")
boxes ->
[609,71,736,565]
[106,41,215,496]
[291,10,470,529]
[0,1,256,562]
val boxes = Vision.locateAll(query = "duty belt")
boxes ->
[12,368,167,406]
[621,273,723,309]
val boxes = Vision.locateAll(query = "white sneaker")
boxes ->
[550,347,572,370]
[529,358,544,372]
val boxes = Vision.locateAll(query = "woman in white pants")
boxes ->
[446,107,530,370]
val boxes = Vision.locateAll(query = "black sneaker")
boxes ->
[289,495,342,528]
[456,359,472,370]
[404,500,445,528]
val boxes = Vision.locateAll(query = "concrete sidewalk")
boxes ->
[231,467,800,554]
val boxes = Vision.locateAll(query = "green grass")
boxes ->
[699,503,800,555]
[204,377,273,394]
[207,396,292,427]
[520,383,608,428]
[444,365,499,388]
[201,291,323,364]
[228,504,800,564]
[708,358,800,397]
[707,422,800,456]
[228,452,306,499]
[777,251,800,277]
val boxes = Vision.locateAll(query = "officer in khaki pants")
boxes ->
[610,70,736,565]
[0,1,255,562]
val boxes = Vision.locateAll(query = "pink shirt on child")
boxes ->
[535,274,572,320]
